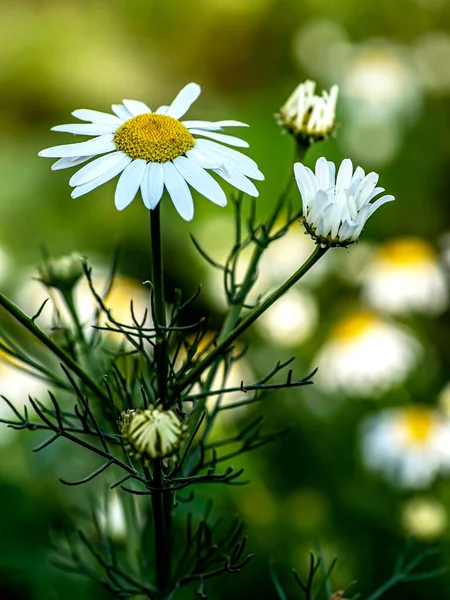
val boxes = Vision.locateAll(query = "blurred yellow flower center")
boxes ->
[402,407,435,443]
[332,312,377,341]
[114,114,195,162]
[378,238,436,267]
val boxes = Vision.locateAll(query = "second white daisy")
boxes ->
[39,83,264,221]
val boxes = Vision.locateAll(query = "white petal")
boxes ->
[182,119,248,130]
[174,156,227,207]
[195,139,259,171]
[141,162,164,209]
[354,172,379,209]
[294,163,318,212]
[348,166,365,196]
[122,99,152,116]
[335,159,353,194]
[167,83,201,120]
[114,159,147,211]
[368,194,395,216]
[339,219,359,242]
[51,123,116,136]
[214,165,259,197]
[39,135,116,158]
[309,190,331,226]
[71,155,132,198]
[315,157,332,190]
[155,105,170,115]
[189,128,249,148]
[51,156,94,171]
[69,152,127,186]
[112,104,133,121]
[72,109,123,128]
[163,162,194,221]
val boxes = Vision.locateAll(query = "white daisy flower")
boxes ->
[315,311,421,397]
[294,157,395,246]
[0,351,48,445]
[362,237,448,316]
[361,406,450,488]
[256,287,318,347]
[38,83,264,221]
[278,80,339,142]
[401,497,448,540]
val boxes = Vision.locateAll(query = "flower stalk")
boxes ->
[149,205,172,593]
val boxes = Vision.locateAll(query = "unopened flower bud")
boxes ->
[123,406,183,460]
[277,80,338,147]
[37,254,84,292]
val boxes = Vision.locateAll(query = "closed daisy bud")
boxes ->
[294,158,395,247]
[124,406,183,460]
[278,80,339,146]
[37,253,84,292]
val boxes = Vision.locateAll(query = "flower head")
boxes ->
[278,80,339,144]
[362,237,448,315]
[37,253,84,292]
[39,83,264,221]
[315,310,421,397]
[294,157,395,247]
[361,406,450,488]
[123,406,183,460]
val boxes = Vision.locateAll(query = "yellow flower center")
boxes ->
[332,311,377,341]
[114,113,195,163]
[378,238,436,267]
[402,407,435,443]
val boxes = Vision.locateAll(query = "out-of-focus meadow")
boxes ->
[1,0,450,598]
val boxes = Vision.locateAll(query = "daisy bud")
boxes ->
[294,157,395,247]
[123,406,183,460]
[278,80,338,147]
[37,254,84,292]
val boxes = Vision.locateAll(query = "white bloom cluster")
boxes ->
[294,158,395,246]
[279,80,338,141]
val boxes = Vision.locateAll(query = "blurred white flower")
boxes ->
[413,32,450,93]
[260,224,332,287]
[0,352,48,444]
[17,267,152,339]
[361,406,450,488]
[401,497,447,540]
[278,80,339,142]
[294,158,394,246]
[342,42,422,124]
[257,288,318,347]
[39,83,264,221]
[97,491,127,541]
[362,238,448,316]
[315,311,421,396]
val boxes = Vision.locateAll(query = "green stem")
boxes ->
[176,245,327,397]
[60,288,87,348]
[0,292,109,404]
[149,207,171,593]
[151,459,170,593]
[150,205,168,408]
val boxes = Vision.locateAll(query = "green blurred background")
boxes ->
[1,0,450,598]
